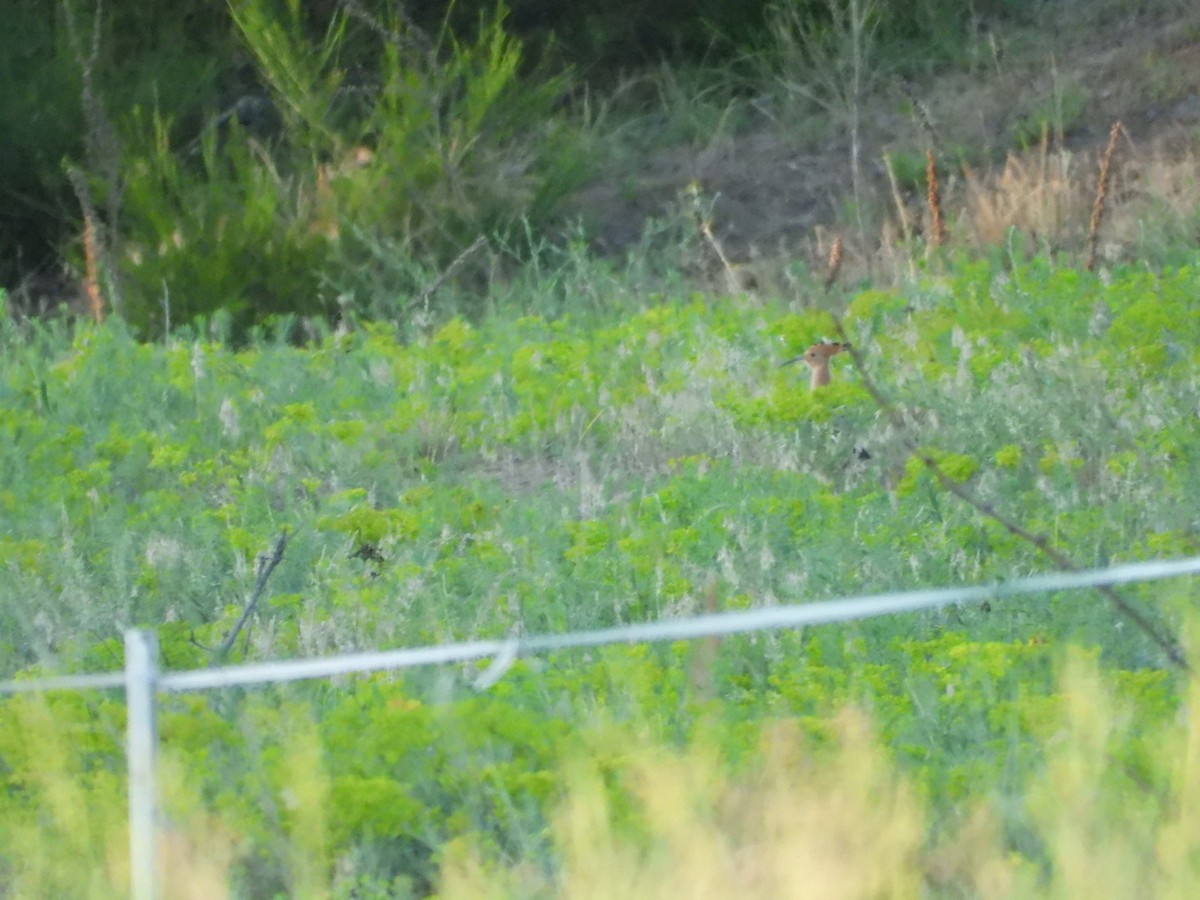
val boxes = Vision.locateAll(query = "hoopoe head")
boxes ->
[781,341,851,389]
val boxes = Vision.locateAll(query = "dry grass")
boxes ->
[957,126,1079,251]
[946,126,1199,268]
[439,649,1200,898]
[684,120,1196,297]
[442,710,924,900]
[925,150,946,248]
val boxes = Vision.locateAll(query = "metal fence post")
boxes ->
[125,629,159,900]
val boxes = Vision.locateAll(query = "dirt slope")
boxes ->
[568,9,1200,272]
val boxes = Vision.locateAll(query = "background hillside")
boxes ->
[6,0,1199,331]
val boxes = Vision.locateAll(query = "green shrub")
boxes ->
[110,1,586,336]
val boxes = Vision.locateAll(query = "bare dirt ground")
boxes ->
[567,9,1200,282]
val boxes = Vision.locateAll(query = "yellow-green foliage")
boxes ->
[0,696,129,897]
[0,636,1195,896]
[439,653,1200,899]
[3,255,1200,893]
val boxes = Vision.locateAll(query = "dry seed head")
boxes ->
[824,236,845,292]
[1086,120,1123,272]
[926,149,945,247]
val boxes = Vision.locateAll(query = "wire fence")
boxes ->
[2,555,1199,900]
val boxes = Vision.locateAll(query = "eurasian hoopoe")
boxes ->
[781,341,851,390]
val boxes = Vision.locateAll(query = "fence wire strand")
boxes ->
[3,555,1198,696]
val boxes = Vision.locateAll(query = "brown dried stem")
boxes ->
[925,149,945,247]
[63,0,123,316]
[685,183,740,294]
[823,235,845,292]
[1085,120,1123,271]
[66,167,104,323]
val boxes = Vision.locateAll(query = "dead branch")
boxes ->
[415,235,488,313]
[211,530,290,666]
[831,315,1189,671]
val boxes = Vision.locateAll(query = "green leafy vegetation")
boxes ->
[3,247,1200,894]
[5,0,1200,895]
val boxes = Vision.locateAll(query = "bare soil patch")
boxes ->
[566,12,1200,277]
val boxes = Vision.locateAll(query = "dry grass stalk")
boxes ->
[925,150,945,247]
[66,166,104,323]
[1085,120,1123,271]
[1037,121,1050,195]
[882,153,912,244]
[685,182,741,294]
[416,235,488,312]
[961,150,1077,248]
[823,235,844,291]
[702,219,740,294]
[897,79,938,147]
[878,220,917,283]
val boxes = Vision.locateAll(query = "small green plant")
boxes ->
[1013,82,1088,149]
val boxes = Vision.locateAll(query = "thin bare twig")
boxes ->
[687,183,740,294]
[211,531,290,665]
[830,315,1189,671]
[188,631,214,653]
[897,79,939,149]
[340,0,434,56]
[415,235,487,313]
